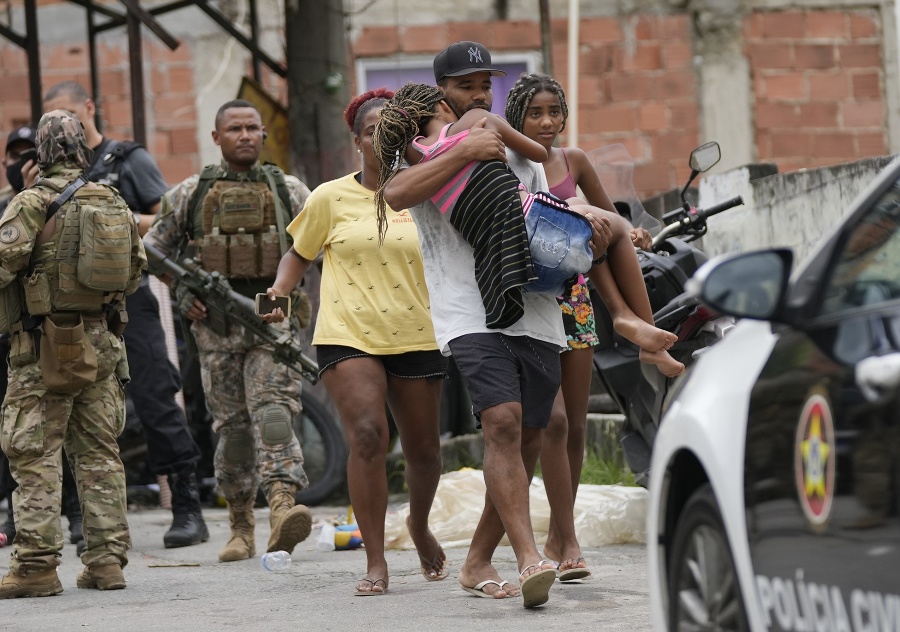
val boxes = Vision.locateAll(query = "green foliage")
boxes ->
[578,449,637,487]
[534,447,636,486]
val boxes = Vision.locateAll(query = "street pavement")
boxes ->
[0,503,651,632]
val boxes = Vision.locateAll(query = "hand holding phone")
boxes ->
[19,148,37,165]
[256,292,291,318]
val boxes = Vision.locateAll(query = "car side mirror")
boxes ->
[688,249,794,320]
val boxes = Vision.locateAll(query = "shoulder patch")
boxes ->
[0,223,20,244]
[0,216,27,247]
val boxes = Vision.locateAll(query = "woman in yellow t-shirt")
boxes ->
[264,89,448,596]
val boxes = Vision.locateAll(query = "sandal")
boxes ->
[354,577,388,596]
[419,549,449,582]
[558,557,592,582]
[518,561,557,609]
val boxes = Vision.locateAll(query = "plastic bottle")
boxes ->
[260,550,292,572]
[316,523,336,552]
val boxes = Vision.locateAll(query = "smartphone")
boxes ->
[255,293,291,316]
[18,148,37,165]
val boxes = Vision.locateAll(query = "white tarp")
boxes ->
[384,468,647,550]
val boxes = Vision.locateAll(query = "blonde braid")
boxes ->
[373,82,445,244]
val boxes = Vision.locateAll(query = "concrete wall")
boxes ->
[696,154,896,266]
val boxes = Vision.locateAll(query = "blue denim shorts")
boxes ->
[523,192,594,295]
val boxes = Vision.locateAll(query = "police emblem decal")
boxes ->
[794,392,835,527]
[0,225,20,244]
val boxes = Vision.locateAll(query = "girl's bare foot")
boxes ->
[614,314,677,351]
[639,348,685,377]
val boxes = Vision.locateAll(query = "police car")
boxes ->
[647,158,900,631]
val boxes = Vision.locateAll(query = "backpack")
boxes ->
[90,140,143,189]
[41,176,140,311]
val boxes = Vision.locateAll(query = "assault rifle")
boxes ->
[143,241,319,385]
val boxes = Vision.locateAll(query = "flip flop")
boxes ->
[354,577,388,596]
[461,579,513,599]
[519,563,557,609]
[558,557,592,583]
[419,549,449,582]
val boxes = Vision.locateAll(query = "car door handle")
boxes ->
[855,352,900,402]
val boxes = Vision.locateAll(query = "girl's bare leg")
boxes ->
[578,206,684,376]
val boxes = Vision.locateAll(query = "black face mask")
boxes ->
[5,159,26,194]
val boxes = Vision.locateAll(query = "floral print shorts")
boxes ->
[557,274,599,350]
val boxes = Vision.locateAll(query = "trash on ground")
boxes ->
[384,468,647,550]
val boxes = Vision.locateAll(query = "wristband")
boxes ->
[593,252,608,266]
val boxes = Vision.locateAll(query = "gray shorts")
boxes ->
[448,333,561,429]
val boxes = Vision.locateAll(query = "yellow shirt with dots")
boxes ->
[287,173,438,354]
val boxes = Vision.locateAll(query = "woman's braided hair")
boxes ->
[373,82,445,244]
[504,73,569,134]
[343,87,394,136]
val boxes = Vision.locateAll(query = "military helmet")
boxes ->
[36,109,92,170]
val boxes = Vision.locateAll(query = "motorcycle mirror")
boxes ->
[689,141,721,173]
[679,142,722,211]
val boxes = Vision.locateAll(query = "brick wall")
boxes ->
[351,15,701,198]
[745,8,886,174]
[0,38,200,187]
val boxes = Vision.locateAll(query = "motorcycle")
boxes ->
[590,141,744,487]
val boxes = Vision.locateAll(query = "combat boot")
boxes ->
[218,497,255,562]
[0,569,63,598]
[76,564,126,590]
[266,481,312,554]
[163,472,210,549]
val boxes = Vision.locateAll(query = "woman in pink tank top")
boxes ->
[505,74,683,580]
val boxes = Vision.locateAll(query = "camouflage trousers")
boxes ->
[193,319,308,503]
[0,325,130,574]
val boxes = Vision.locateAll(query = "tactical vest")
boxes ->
[187,164,292,291]
[26,175,140,313]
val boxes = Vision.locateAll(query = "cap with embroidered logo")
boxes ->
[5,125,37,150]
[433,41,506,83]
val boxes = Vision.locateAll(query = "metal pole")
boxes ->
[248,0,261,83]
[24,0,42,125]
[538,0,553,76]
[126,9,146,145]
[566,0,579,148]
[86,0,103,132]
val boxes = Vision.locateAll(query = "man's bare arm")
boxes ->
[384,119,507,210]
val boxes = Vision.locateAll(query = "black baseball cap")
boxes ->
[433,41,507,83]
[5,125,36,149]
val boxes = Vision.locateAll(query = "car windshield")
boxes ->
[820,177,900,315]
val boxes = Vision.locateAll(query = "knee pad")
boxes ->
[259,404,294,446]
[221,428,255,464]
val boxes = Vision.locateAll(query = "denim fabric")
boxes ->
[524,193,594,295]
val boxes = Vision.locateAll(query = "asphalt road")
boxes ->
[0,504,651,632]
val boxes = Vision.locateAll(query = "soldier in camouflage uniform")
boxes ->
[145,100,313,563]
[0,110,146,598]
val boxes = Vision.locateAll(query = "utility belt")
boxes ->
[8,308,129,393]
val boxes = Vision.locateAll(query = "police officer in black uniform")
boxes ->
[43,82,208,548]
